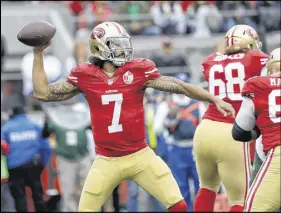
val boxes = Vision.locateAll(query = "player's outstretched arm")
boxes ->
[32,42,80,102]
[145,76,235,117]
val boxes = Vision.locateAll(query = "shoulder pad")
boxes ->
[202,53,217,65]
[130,58,147,63]
[247,50,268,58]
[71,63,99,75]
[242,76,268,98]
[245,50,269,70]
[127,58,156,71]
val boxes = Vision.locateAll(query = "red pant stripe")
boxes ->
[245,148,274,211]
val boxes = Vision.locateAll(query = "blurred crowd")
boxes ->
[4,1,281,36]
[9,0,279,36]
[66,1,281,37]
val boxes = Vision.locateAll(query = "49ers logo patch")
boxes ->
[123,71,134,84]
[246,29,258,39]
[91,27,105,39]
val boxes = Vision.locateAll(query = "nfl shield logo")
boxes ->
[123,71,134,84]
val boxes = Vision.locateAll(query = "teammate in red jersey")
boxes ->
[232,47,280,212]
[31,21,234,212]
[192,24,269,212]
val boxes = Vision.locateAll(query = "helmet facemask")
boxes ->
[249,39,262,51]
[90,35,134,67]
[105,37,134,66]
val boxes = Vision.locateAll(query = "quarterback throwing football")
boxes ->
[32,22,234,212]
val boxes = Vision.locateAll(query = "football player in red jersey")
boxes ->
[192,24,269,212]
[31,21,234,212]
[232,47,280,212]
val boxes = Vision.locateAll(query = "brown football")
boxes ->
[17,20,56,47]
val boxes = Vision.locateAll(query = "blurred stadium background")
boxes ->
[1,1,280,212]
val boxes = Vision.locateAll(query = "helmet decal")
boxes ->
[246,28,258,40]
[91,27,105,39]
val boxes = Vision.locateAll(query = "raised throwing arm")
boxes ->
[145,76,235,117]
[32,42,80,102]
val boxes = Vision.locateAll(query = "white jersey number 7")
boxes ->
[101,93,123,133]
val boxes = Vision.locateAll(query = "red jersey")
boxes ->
[242,76,281,152]
[67,58,160,157]
[202,50,268,123]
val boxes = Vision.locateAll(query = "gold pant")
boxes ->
[194,119,252,206]
[78,147,183,211]
[244,145,280,212]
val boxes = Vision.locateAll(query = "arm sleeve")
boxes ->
[232,97,261,142]
[235,97,256,131]
[232,122,261,142]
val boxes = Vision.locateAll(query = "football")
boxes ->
[17,20,56,47]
